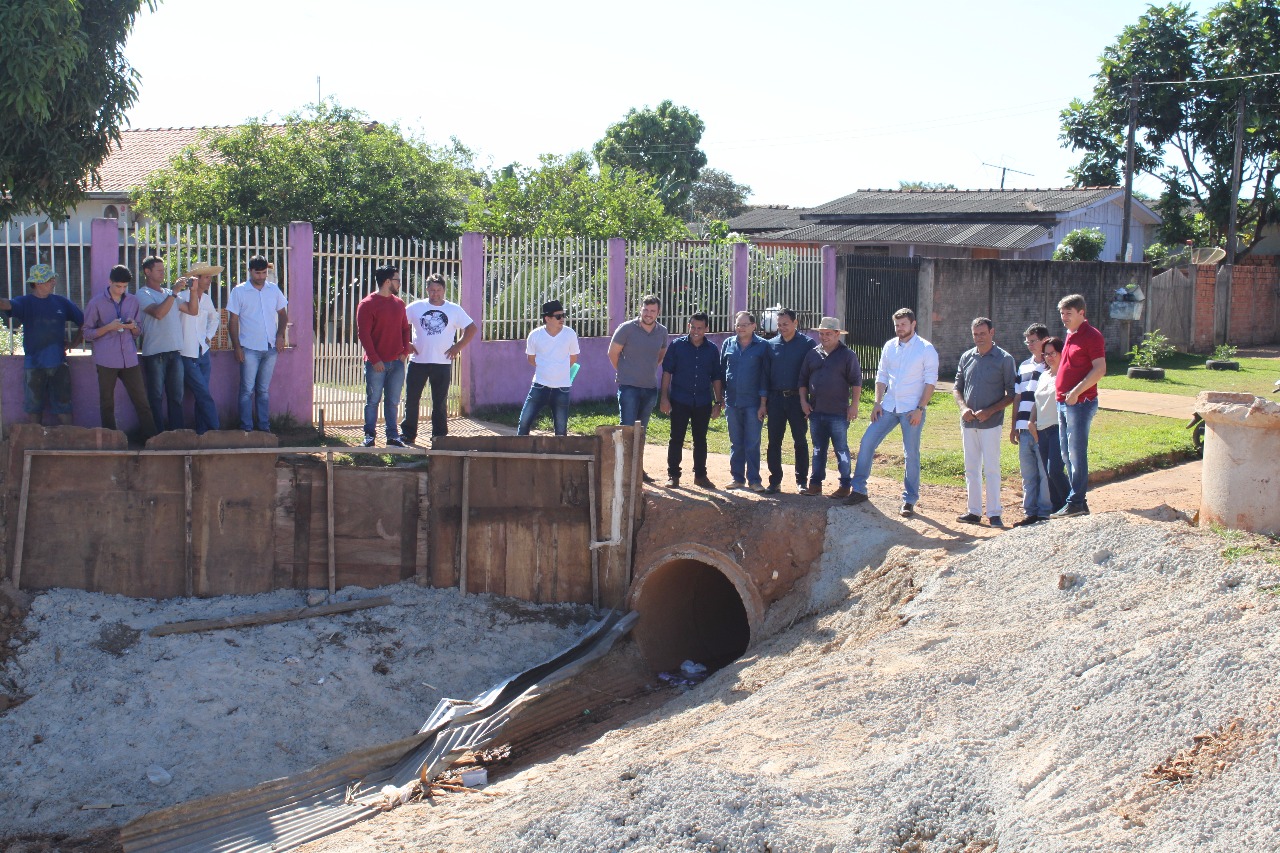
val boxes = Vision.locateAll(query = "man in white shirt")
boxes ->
[177,263,224,434]
[402,272,475,444]
[516,300,579,436]
[227,256,289,432]
[844,308,939,516]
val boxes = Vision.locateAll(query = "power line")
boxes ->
[1144,69,1280,86]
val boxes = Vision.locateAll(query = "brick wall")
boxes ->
[1193,265,1217,352]
[1190,258,1280,351]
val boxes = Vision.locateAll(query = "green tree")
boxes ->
[685,168,752,221]
[1052,227,1108,261]
[0,0,157,219]
[1059,0,1280,250]
[464,152,687,240]
[593,100,708,215]
[132,102,475,238]
[897,180,958,191]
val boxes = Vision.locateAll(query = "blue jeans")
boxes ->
[182,349,219,434]
[142,350,185,432]
[239,347,278,431]
[618,385,658,429]
[517,383,570,436]
[852,408,925,504]
[1018,428,1052,517]
[1057,397,1098,508]
[808,412,851,487]
[364,359,405,440]
[1036,424,1070,513]
[725,404,764,484]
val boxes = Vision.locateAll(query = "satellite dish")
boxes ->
[1191,247,1226,265]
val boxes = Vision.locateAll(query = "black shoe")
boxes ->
[764,483,781,494]
[1051,503,1087,519]
[900,503,914,517]
[1013,515,1045,527]
[842,491,869,506]
[956,513,982,524]
[386,437,408,448]
[642,472,656,484]
[988,516,1005,528]
[360,436,376,448]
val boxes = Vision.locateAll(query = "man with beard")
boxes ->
[356,264,412,448]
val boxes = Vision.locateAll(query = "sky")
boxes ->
[121,0,1221,208]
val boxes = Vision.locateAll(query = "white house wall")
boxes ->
[1052,197,1154,262]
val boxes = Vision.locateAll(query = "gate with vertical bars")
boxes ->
[843,255,921,374]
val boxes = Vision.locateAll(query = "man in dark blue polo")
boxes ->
[660,312,723,489]
[764,308,818,493]
[798,317,862,498]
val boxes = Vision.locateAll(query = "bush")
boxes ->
[1211,343,1238,361]
[1128,330,1176,368]
[1053,227,1107,262]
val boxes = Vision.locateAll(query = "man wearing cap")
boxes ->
[764,308,818,494]
[0,264,84,425]
[82,265,155,436]
[798,317,862,498]
[516,300,579,436]
[844,308,938,515]
[356,264,412,448]
[953,317,1018,528]
[660,312,724,489]
[720,310,769,491]
[402,272,475,445]
[137,256,187,431]
[177,263,224,434]
[228,256,289,432]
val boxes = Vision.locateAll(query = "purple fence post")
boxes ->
[732,242,749,318]
[822,245,838,318]
[89,218,120,298]
[460,232,485,415]
[607,237,626,329]
[287,221,315,423]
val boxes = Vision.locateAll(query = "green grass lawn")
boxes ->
[476,389,1196,487]
[1099,352,1279,397]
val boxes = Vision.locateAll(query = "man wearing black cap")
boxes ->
[516,300,580,436]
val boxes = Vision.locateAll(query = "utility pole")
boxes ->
[1225,92,1246,266]
[1120,78,1139,262]
[981,163,1033,189]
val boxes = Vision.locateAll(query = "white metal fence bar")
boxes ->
[313,233,461,426]
[482,235,609,340]
[625,241,735,334]
[747,243,825,328]
[2,220,91,356]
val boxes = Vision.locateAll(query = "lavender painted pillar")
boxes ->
[287,221,315,423]
[822,245,838,319]
[460,232,486,415]
[89,219,119,299]
[732,242,749,317]
[607,237,627,329]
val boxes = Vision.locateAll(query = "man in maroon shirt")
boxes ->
[356,265,413,448]
[1052,293,1107,518]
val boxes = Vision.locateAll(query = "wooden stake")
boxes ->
[326,450,336,598]
[184,455,194,597]
[10,453,32,588]
[458,455,471,595]
[148,595,393,636]
[587,459,599,609]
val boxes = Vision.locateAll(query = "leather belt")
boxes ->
[779,389,800,397]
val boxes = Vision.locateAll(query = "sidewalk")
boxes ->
[936,380,1195,420]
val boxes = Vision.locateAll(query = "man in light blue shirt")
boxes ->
[720,311,769,490]
[846,308,939,516]
[227,256,289,432]
[137,256,188,431]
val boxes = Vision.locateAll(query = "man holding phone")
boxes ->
[82,264,156,436]
[137,256,188,431]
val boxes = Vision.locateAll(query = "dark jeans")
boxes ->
[401,362,452,441]
[141,350,184,431]
[517,383,570,436]
[1036,424,1071,513]
[667,400,712,478]
[183,350,219,434]
[96,364,156,436]
[766,392,809,486]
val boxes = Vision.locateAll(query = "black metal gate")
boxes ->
[843,255,921,374]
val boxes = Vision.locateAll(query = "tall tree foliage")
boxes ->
[464,152,687,240]
[132,102,475,239]
[594,101,708,216]
[0,0,157,219]
[685,168,752,222]
[1060,0,1280,249]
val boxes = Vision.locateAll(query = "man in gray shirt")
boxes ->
[953,317,1017,527]
[137,255,188,431]
[609,294,668,429]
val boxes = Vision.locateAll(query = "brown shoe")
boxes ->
[799,484,823,496]
[843,491,870,506]
[828,486,852,499]
[693,475,716,489]
[664,476,680,489]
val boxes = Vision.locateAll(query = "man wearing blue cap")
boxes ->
[0,264,84,424]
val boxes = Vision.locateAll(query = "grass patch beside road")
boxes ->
[1098,352,1277,397]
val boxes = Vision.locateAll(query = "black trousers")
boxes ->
[766,392,809,486]
[667,400,712,478]
[401,362,452,441]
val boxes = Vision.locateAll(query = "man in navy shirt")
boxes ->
[1,264,84,424]
[764,308,818,493]
[660,312,723,489]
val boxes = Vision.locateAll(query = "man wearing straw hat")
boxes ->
[0,263,84,425]
[177,263,224,434]
[798,316,862,498]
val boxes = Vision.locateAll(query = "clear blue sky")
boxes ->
[122,0,1218,208]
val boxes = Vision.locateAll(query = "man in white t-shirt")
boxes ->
[176,263,224,434]
[516,300,579,436]
[401,273,475,444]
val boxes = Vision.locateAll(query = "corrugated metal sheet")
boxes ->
[805,188,1120,217]
[776,221,1050,250]
[121,611,638,853]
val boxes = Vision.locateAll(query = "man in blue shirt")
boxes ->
[0,264,84,424]
[660,312,723,489]
[720,311,769,491]
[764,308,818,493]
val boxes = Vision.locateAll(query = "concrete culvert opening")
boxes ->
[631,558,753,674]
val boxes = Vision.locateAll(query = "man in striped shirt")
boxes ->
[1010,323,1050,526]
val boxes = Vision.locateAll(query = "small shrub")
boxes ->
[1211,343,1238,361]
[1053,227,1107,262]
[1128,330,1176,369]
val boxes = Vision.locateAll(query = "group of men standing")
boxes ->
[2,258,288,437]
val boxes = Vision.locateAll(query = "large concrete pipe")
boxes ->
[628,544,764,673]
[1197,391,1280,536]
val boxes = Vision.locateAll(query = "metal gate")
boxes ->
[1146,266,1194,351]
[313,234,462,426]
[843,255,920,374]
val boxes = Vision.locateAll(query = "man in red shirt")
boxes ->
[356,265,413,448]
[1052,293,1107,518]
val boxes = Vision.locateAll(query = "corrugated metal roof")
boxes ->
[775,221,1052,250]
[727,206,809,233]
[804,188,1121,217]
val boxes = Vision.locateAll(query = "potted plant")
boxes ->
[1206,343,1240,371]
[1126,330,1175,380]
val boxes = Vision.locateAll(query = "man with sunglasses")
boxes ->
[516,300,579,436]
